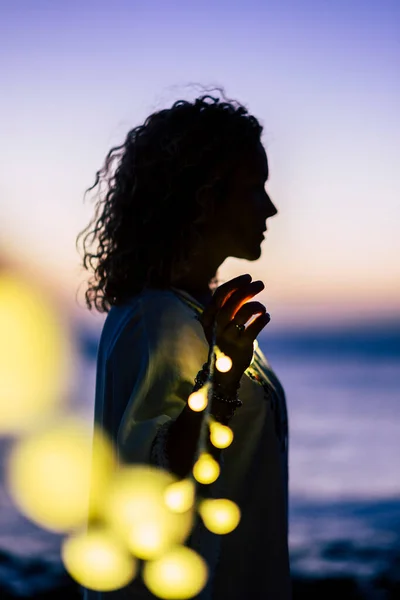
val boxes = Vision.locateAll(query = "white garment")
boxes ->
[83,287,291,600]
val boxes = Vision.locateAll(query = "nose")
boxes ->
[269,201,278,217]
[265,192,278,218]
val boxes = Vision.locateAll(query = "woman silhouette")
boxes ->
[77,88,291,599]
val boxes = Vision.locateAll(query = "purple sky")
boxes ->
[1,0,399,324]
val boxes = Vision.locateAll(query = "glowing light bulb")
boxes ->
[0,273,71,434]
[199,498,241,535]
[103,466,194,559]
[215,354,232,373]
[143,545,208,599]
[6,419,114,531]
[188,387,208,412]
[164,478,196,513]
[214,346,232,373]
[62,527,137,591]
[192,452,220,484]
[209,422,234,449]
[127,520,167,559]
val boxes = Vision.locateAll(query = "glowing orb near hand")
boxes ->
[215,354,232,373]
[199,498,241,534]
[62,527,137,591]
[143,545,208,599]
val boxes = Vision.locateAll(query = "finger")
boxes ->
[201,274,252,327]
[231,301,266,325]
[219,281,265,327]
[244,312,271,339]
[214,274,252,309]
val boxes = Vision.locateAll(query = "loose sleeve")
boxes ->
[94,292,229,599]
[112,293,209,467]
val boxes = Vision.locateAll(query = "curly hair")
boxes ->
[76,86,264,312]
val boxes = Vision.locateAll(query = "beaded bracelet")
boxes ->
[193,363,243,421]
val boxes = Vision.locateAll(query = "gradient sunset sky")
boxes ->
[1,0,399,326]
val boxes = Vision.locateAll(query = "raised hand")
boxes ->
[199,274,270,383]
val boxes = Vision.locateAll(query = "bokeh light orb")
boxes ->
[215,354,232,373]
[188,387,208,412]
[209,422,234,449]
[62,527,137,591]
[164,478,196,513]
[143,545,208,599]
[192,452,220,484]
[199,498,241,535]
[6,418,114,531]
[0,272,71,433]
[103,466,194,560]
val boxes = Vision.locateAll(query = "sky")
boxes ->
[1,0,399,327]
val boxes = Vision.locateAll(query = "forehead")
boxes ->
[236,142,269,180]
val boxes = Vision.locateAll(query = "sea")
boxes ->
[0,318,399,598]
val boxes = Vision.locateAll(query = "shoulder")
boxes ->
[99,288,205,362]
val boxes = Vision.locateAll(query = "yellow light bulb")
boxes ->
[199,498,241,535]
[188,387,208,412]
[0,273,71,434]
[62,527,137,591]
[192,453,220,484]
[126,520,167,559]
[164,478,196,513]
[143,545,208,599]
[103,466,194,559]
[209,422,234,449]
[215,354,232,373]
[6,419,114,531]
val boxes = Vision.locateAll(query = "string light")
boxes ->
[164,478,196,513]
[103,466,194,560]
[188,386,208,412]
[143,545,208,600]
[6,419,114,531]
[4,274,269,597]
[198,498,241,535]
[62,527,137,591]
[192,452,220,484]
[0,273,71,434]
[209,421,234,449]
[214,346,232,373]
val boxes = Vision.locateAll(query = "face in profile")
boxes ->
[215,141,278,261]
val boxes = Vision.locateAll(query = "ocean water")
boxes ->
[261,322,400,590]
[0,320,399,596]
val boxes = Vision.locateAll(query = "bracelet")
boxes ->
[193,363,243,421]
[210,397,241,422]
[194,363,241,393]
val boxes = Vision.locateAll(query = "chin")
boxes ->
[236,245,262,261]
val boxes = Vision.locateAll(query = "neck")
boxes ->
[171,235,227,306]
[172,281,213,307]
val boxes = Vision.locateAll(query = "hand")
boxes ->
[199,274,271,383]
